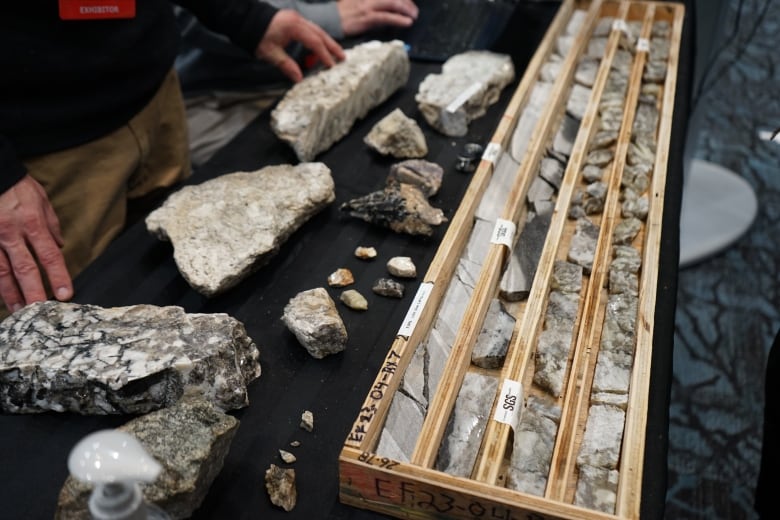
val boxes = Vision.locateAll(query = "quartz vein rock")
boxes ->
[270,40,410,161]
[364,108,428,158]
[416,51,514,136]
[146,163,335,297]
[0,301,260,414]
[55,398,240,520]
[282,288,348,359]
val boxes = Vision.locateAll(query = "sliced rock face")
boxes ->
[146,163,335,297]
[282,288,347,359]
[387,159,443,197]
[0,301,260,414]
[271,40,410,161]
[340,183,447,236]
[55,397,240,520]
[471,299,516,369]
[364,108,428,158]
[416,51,514,136]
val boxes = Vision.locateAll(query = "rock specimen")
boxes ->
[271,40,410,161]
[372,278,404,298]
[500,207,553,302]
[327,268,354,287]
[507,396,562,496]
[471,298,516,369]
[340,183,447,236]
[416,51,515,136]
[387,159,443,197]
[279,449,297,464]
[265,464,296,511]
[387,256,417,278]
[0,301,260,414]
[146,163,335,297]
[55,398,239,520]
[354,246,378,259]
[282,288,347,359]
[300,410,314,432]
[435,371,499,477]
[341,289,369,310]
[364,108,428,158]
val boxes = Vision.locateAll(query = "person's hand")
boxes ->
[256,9,346,83]
[338,0,419,37]
[0,175,73,313]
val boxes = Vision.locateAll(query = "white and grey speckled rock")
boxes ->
[55,398,239,520]
[146,163,335,297]
[507,396,561,495]
[271,40,409,161]
[282,288,347,359]
[576,403,626,470]
[416,51,514,136]
[0,301,260,414]
[375,391,425,463]
[364,108,428,158]
[574,464,619,514]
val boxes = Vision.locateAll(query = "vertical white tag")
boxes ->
[397,282,433,338]
[612,19,629,34]
[493,379,523,430]
[491,219,516,248]
[637,38,650,52]
[482,142,502,165]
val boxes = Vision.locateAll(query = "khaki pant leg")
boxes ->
[22,69,191,283]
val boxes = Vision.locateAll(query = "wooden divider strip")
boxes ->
[615,4,685,517]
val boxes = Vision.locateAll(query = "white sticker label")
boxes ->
[446,81,483,113]
[397,282,433,338]
[493,379,523,430]
[612,19,629,34]
[482,142,502,165]
[491,219,516,248]
[637,38,650,52]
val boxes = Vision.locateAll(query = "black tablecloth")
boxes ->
[0,2,693,518]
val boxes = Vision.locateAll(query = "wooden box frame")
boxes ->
[339,1,685,518]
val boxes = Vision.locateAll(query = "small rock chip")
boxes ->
[372,278,405,298]
[327,268,354,287]
[290,440,301,447]
[354,246,378,259]
[300,410,314,432]
[265,464,296,511]
[279,449,297,464]
[387,256,416,278]
[340,289,368,310]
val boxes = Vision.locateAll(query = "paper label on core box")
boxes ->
[494,379,523,430]
[491,219,516,248]
[398,282,433,338]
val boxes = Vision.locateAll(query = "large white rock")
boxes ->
[146,163,335,297]
[416,51,514,137]
[271,40,410,161]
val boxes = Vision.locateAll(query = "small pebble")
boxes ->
[300,410,314,432]
[340,289,368,311]
[354,246,378,259]
[387,256,416,278]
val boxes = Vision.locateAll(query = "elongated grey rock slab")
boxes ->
[416,51,514,136]
[271,40,409,161]
[56,398,239,520]
[0,301,261,414]
[282,287,348,359]
[435,371,499,477]
[147,163,335,297]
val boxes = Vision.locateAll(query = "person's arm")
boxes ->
[177,0,344,82]
[0,139,73,312]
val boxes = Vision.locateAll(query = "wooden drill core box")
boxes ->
[339,0,684,518]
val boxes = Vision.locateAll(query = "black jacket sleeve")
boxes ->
[0,136,27,195]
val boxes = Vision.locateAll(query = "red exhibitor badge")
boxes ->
[59,0,136,20]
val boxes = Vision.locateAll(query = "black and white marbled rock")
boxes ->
[55,397,239,520]
[146,163,335,297]
[0,302,260,414]
[270,40,409,161]
[364,108,428,158]
[281,288,348,359]
[416,51,514,137]
[340,183,446,236]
